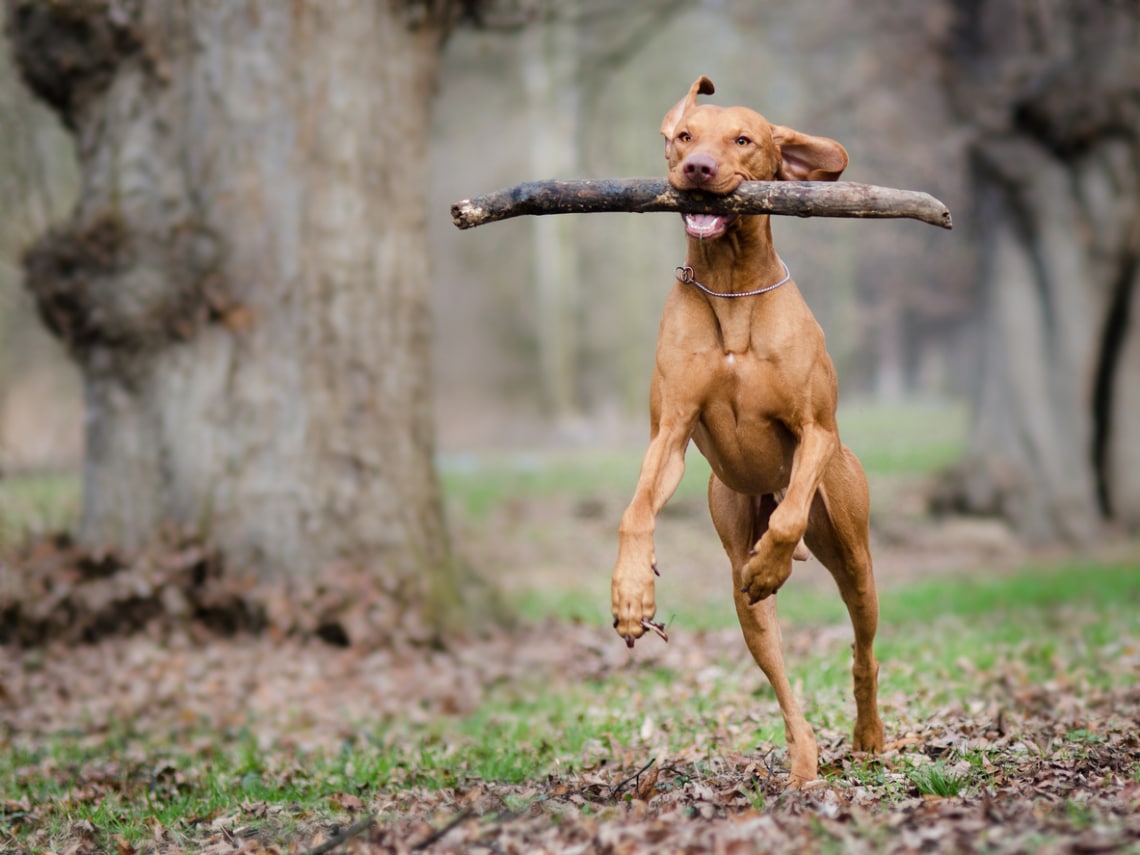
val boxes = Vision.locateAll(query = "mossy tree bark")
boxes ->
[7,0,464,621]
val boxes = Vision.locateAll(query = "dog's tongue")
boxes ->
[684,213,731,239]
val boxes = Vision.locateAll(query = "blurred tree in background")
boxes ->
[0,0,1135,621]
[938,0,1140,541]
[433,0,1140,546]
[4,0,467,624]
[432,1,976,442]
[0,21,77,472]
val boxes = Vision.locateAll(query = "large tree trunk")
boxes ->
[939,0,1140,541]
[0,12,80,470]
[7,1,462,614]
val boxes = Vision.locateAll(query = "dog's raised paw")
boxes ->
[740,555,793,603]
[611,570,658,645]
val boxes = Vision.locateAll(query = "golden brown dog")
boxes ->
[610,76,884,784]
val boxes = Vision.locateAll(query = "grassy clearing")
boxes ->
[906,761,970,797]
[3,558,1137,851]
[440,399,967,518]
[0,470,78,547]
[4,400,1138,852]
[837,399,967,477]
[0,401,963,531]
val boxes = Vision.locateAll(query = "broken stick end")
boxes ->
[451,200,479,230]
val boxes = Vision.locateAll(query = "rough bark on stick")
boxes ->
[451,178,953,230]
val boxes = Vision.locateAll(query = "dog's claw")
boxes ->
[625,635,635,649]
[641,618,669,643]
[652,561,660,577]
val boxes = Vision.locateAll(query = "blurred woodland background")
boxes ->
[0,0,1137,625]
[3,6,1139,850]
[0,3,973,456]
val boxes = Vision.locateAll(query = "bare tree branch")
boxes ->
[451,178,953,230]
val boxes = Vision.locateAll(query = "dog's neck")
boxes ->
[683,215,784,295]
[682,215,788,354]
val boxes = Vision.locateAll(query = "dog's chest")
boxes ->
[711,307,756,356]
[694,362,795,495]
[706,348,787,419]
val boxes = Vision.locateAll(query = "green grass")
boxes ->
[0,471,78,546]
[838,400,967,477]
[4,557,1137,849]
[440,400,967,519]
[876,561,1140,695]
[907,761,970,797]
[1,733,359,845]
[439,449,715,519]
[5,401,1137,850]
[886,561,1140,618]
[776,561,1139,721]
[0,401,964,531]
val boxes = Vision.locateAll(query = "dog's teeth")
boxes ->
[686,213,722,236]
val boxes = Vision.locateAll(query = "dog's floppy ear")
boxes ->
[661,76,715,157]
[770,125,848,181]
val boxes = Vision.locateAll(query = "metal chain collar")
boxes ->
[675,258,792,298]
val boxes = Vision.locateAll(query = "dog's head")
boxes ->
[661,76,848,240]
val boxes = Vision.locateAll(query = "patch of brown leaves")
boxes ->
[1,527,1138,853]
[2,616,1138,854]
[164,684,1138,855]
[0,533,441,651]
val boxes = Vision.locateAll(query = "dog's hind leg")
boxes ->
[709,475,819,784]
[804,444,884,754]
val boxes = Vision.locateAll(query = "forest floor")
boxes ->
[2,426,1140,854]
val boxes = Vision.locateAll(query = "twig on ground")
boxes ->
[660,763,696,785]
[411,809,475,851]
[759,747,781,782]
[882,733,925,754]
[610,757,658,799]
[300,815,376,855]
[641,617,669,643]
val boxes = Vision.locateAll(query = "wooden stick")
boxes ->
[609,757,658,799]
[300,815,375,855]
[451,178,952,230]
[410,809,475,851]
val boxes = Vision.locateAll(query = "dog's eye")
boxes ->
[735,136,751,146]
[678,131,691,143]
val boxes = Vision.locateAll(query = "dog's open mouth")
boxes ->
[683,213,736,239]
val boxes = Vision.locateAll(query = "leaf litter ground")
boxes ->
[1,489,1139,853]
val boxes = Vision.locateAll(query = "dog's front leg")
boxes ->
[741,422,838,603]
[612,416,693,647]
